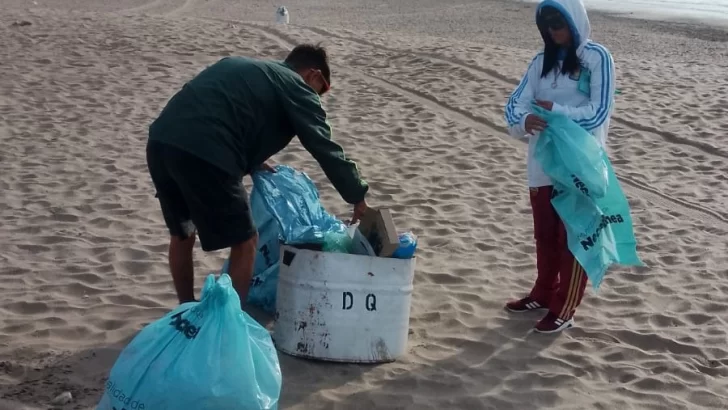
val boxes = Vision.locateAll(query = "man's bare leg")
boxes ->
[169,234,196,303]
[227,234,258,309]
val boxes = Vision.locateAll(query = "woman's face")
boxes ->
[541,9,572,46]
[549,26,572,46]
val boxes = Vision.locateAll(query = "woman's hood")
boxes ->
[536,0,591,49]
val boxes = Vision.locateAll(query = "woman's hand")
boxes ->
[535,100,554,111]
[525,114,547,135]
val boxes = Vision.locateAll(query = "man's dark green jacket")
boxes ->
[149,56,368,204]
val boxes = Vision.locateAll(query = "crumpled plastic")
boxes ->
[226,165,348,313]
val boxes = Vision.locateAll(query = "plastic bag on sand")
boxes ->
[96,274,281,410]
[532,104,643,289]
[533,105,609,199]
[233,165,348,313]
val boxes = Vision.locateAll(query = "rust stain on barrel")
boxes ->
[296,342,310,354]
[373,338,391,361]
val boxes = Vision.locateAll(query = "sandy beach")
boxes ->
[1,0,728,408]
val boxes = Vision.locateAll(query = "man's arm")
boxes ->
[280,83,369,205]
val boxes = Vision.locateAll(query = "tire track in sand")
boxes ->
[245,22,728,228]
[121,0,195,16]
[120,0,169,14]
[301,26,728,161]
[180,18,727,228]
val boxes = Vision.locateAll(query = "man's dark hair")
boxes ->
[284,43,331,84]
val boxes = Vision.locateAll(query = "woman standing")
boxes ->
[503,0,616,333]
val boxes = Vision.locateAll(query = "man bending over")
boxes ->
[146,44,370,307]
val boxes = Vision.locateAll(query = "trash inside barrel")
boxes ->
[222,165,418,316]
[219,165,419,362]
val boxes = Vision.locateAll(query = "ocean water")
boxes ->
[531,0,728,25]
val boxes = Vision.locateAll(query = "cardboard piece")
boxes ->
[357,208,399,257]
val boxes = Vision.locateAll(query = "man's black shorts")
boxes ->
[146,140,257,252]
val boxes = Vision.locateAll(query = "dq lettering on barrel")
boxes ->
[342,292,353,310]
[365,294,377,311]
[341,292,378,311]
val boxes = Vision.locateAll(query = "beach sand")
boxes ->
[1,0,728,408]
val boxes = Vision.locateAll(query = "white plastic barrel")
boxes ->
[273,245,416,363]
[275,6,289,24]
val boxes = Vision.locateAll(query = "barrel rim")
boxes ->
[281,244,418,264]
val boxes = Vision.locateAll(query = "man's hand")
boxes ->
[524,114,547,135]
[351,199,369,225]
[535,100,554,111]
[258,162,277,173]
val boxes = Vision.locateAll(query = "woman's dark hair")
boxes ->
[537,6,581,78]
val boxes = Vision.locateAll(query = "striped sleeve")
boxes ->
[504,54,541,139]
[552,43,616,132]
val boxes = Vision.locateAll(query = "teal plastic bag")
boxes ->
[224,165,348,314]
[532,105,643,289]
[96,274,282,410]
[533,106,609,199]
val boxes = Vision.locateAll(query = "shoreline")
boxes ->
[518,0,728,31]
[572,4,728,40]
[505,0,728,45]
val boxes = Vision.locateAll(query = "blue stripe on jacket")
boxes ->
[505,54,541,127]
[575,43,613,130]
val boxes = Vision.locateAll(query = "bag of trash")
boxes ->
[532,105,643,288]
[96,274,282,410]
[233,165,348,313]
